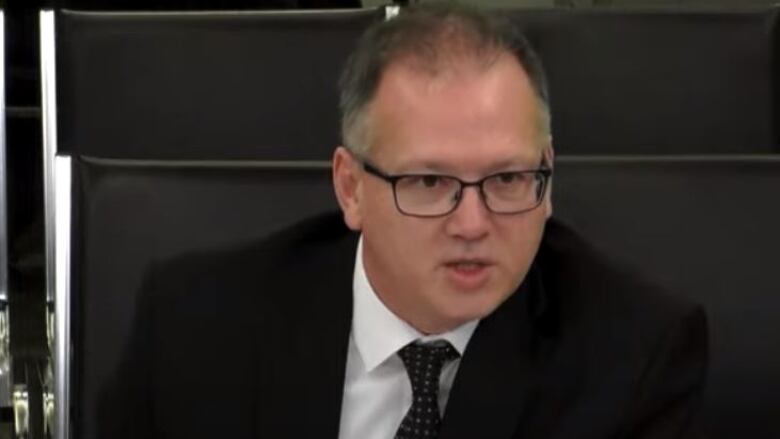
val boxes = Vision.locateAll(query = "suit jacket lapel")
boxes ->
[440,265,552,439]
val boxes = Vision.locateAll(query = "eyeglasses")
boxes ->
[360,159,553,217]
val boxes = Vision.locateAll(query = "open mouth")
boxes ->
[444,259,493,289]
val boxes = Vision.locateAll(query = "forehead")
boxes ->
[368,52,544,171]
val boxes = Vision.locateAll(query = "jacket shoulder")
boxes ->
[537,218,703,344]
[149,212,353,293]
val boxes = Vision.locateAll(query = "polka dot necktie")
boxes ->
[394,340,460,439]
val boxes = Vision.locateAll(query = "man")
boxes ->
[103,3,707,439]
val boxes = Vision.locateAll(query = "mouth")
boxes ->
[445,260,490,271]
[443,259,493,290]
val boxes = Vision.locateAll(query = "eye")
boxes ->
[420,175,443,188]
[496,172,519,184]
[398,175,458,193]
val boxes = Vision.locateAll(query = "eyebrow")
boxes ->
[392,154,544,175]
[397,163,452,174]
[484,157,544,173]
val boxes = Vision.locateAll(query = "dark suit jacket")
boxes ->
[100,212,707,439]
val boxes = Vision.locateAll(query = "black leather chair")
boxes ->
[508,7,780,155]
[42,6,779,439]
[42,8,385,439]
[70,158,780,439]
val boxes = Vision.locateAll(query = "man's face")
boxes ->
[333,52,553,334]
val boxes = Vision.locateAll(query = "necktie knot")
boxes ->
[394,341,459,439]
[398,341,459,394]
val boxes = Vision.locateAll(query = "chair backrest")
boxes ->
[509,7,780,154]
[56,8,385,160]
[44,8,385,439]
[554,156,780,439]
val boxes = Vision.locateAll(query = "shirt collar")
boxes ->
[352,236,479,373]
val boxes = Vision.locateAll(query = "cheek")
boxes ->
[361,194,418,253]
[359,182,393,219]
[497,216,546,264]
[366,216,440,276]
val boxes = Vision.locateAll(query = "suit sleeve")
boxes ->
[622,306,709,439]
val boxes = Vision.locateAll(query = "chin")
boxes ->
[438,296,504,327]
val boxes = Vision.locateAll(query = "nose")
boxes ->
[444,186,490,240]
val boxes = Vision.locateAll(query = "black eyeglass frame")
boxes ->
[360,159,553,218]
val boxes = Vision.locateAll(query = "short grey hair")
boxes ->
[338,2,551,157]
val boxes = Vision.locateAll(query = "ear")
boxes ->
[332,146,364,231]
[542,141,555,219]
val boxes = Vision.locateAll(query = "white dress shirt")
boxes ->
[338,237,479,439]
